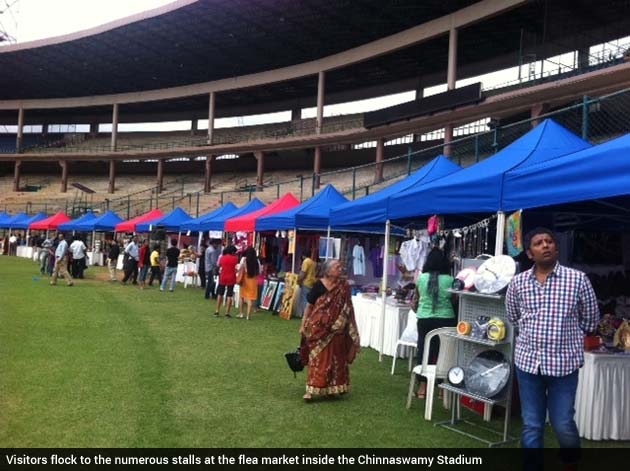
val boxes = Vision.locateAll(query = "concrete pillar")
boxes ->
[42,123,49,137]
[60,160,68,193]
[316,71,325,134]
[291,108,301,121]
[443,124,454,158]
[89,122,99,136]
[374,138,385,183]
[108,160,116,194]
[204,155,213,193]
[13,160,21,191]
[157,159,164,193]
[191,118,198,136]
[16,108,24,154]
[313,146,322,189]
[447,28,458,90]
[530,103,548,127]
[254,150,264,191]
[578,47,590,70]
[207,92,216,145]
[111,104,119,152]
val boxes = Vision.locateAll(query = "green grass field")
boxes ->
[0,256,623,448]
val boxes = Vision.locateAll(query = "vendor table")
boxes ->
[351,295,410,357]
[575,351,630,440]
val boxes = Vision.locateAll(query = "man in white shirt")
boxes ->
[122,236,139,284]
[69,236,87,279]
[50,233,73,286]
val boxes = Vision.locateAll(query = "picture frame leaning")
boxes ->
[260,280,278,310]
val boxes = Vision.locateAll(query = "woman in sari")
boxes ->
[299,259,360,401]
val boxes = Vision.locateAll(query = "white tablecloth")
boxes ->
[16,246,33,259]
[352,295,410,357]
[87,251,103,266]
[575,351,630,440]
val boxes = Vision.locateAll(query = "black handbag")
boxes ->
[285,337,307,378]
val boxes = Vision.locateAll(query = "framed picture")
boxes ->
[260,280,278,310]
[272,282,285,312]
[279,273,298,320]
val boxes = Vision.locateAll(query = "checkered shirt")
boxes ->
[505,263,599,377]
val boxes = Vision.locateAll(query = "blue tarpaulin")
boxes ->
[136,207,193,233]
[57,212,97,232]
[180,203,238,232]
[502,132,630,212]
[256,185,348,231]
[73,211,124,232]
[12,212,48,230]
[387,119,592,220]
[206,198,265,232]
[0,212,9,225]
[1,212,28,229]
[329,155,461,228]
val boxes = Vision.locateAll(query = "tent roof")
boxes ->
[136,207,192,233]
[225,194,300,232]
[387,119,592,219]
[0,212,9,224]
[115,209,164,233]
[502,132,630,212]
[29,212,72,230]
[203,199,265,232]
[12,212,48,230]
[180,202,238,232]
[0,212,27,229]
[256,185,348,231]
[57,212,97,232]
[74,211,124,232]
[329,155,462,228]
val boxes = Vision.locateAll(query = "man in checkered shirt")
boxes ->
[506,227,598,463]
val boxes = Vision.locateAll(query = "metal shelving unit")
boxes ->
[435,261,516,447]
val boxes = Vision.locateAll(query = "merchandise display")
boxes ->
[457,320,472,336]
[447,366,465,387]
[473,255,516,294]
[487,318,506,342]
[453,267,477,291]
[464,350,511,398]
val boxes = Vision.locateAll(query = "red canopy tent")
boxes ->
[224,193,300,232]
[115,209,164,233]
[29,212,71,230]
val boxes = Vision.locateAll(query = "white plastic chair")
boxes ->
[183,261,198,288]
[390,309,418,375]
[405,326,457,421]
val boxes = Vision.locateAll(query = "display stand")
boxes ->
[435,261,516,447]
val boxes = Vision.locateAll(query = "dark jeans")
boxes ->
[199,267,206,288]
[516,367,581,466]
[122,259,138,284]
[205,273,216,299]
[148,266,162,285]
[416,316,457,365]
[71,258,85,279]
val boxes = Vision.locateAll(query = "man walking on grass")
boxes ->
[50,233,73,286]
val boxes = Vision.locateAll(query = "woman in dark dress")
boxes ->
[299,259,360,401]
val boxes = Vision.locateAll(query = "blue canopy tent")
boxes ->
[136,207,193,233]
[12,212,48,230]
[180,202,238,232]
[502,132,630,218]
[75,211,124,232]
[0,212,9,225]
[329,155,462,229]
[256,184,348,231]
[387,120,592,221]
[205,198,265,232]
[2,212,28,230]
[57,212,97,232]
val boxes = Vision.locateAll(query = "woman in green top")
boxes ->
[415,247,456,398]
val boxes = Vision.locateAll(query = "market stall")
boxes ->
[114,209,164,233]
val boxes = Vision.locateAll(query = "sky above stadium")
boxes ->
[2,0,177,43]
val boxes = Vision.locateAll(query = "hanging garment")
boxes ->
[370,246,383,278]
[352,244,366,276]
[399,232,430,272]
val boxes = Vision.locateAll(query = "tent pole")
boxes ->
[325,225,331,259]
[495,211,505,256]
[379,220,391,363]
[177,231,181,247]
[291,227,297,273]
[197,231,202,252]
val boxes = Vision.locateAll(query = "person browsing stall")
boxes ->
[506,227,599,465]
[297,252,317,318]
[215,245,238,318]
[160,239,180,292]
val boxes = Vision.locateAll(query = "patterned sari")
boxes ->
[303,281,360,396]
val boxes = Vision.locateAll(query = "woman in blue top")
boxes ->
[415,247,456,398]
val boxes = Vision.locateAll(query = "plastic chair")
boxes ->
[405,326,457,421]
[183,261,198,288]
[390,309,418,375]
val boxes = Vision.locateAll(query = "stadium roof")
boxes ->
[1,0,630,123]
